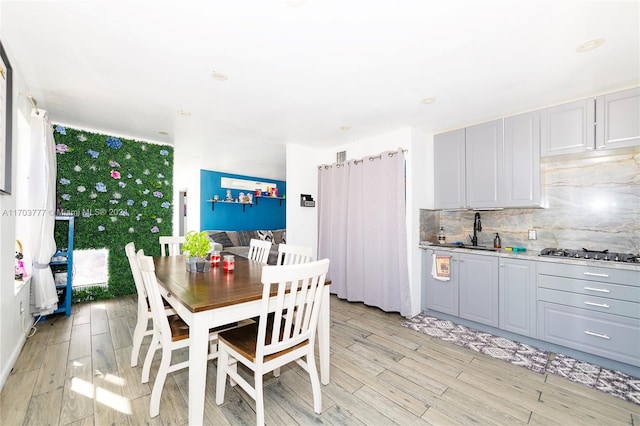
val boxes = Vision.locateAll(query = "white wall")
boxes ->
[0,40,36,390]
[284,143,331,259]
[408,127,433,314]
[172,149,200,235]
[287,127,433,316]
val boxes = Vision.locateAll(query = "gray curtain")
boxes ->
[317,149,411,316]
[28,110,58,315]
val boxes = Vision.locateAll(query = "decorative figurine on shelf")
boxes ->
[15,240,26,280]
[247,193,253,204]
[238,192,245,203]
[225,189,233,201]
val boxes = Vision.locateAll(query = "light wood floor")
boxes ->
[1,294,638,425]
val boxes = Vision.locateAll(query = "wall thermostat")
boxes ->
[300,194,315,207]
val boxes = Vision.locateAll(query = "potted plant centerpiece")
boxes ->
[183,230,212,272]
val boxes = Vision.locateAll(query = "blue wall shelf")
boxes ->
[200,170,286,231]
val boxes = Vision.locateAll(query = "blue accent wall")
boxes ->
[200,169,286,231]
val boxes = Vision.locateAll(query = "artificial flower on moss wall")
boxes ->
[53,125,174,299]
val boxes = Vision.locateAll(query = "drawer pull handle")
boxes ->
[584,330,610,340]
[584,301,609,308]
[583,272,610,278]
[583,286,610,293]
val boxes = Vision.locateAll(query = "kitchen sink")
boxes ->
[436,243,499,252]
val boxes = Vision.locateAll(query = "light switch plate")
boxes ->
[528,230,537,240]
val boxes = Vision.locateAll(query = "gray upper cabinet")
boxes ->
[540,98,595,157]
[541,87,639,157]
[503,111,541,207]
[465,119,503,208]
[434,129,466,209]
[595,87,640,150]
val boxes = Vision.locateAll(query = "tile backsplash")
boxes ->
[420,148,640,254]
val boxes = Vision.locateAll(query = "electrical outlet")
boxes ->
[528,230,537,240]
[20,301,24,314]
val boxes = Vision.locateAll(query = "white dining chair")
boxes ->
[272,243,313,377]
[159,235,185,256]
[125,242,175,368]
[276,243,313,265]
[247,238,272,264]
[136,249,247,418]
[216,259,330,426]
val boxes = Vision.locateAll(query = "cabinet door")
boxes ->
[459,253,499,327]
[541,98,595,157]
[465,119,503,208]
[434,129,466,209]
[499,258,536,337]
[503,112,541,207]
[424,251,459,315]
[595,87,640,150]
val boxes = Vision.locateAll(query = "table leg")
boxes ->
[189,318,209,425]
[318,286,330,384]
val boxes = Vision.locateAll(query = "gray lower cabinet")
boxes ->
[423,249,459,316]
[537,262,640,367]
[422,248,640,367]
[459,253,499,327]
[499,257,536,337]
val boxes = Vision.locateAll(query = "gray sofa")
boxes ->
[206,229,285,265]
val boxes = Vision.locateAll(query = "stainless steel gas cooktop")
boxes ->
[539,248,639,263]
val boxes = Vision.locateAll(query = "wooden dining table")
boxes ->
[153,254,331,426]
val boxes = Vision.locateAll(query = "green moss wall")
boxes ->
[53,125,173,299]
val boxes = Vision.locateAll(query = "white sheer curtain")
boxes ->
[317,149,411,316]
[28,110,58,315]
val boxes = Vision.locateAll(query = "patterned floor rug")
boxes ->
[402,313,640,405]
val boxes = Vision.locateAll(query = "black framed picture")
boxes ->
[0,40,12,195]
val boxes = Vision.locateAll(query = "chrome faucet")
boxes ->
[469,212,482,246]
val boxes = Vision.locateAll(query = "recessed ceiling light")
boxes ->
[340,126,351,131]
[177,110,191,116]
[211,70,228,81]
[422,97,436,104]
[285,0,305,6]
[158,131,170,136]
[575,38,605,53]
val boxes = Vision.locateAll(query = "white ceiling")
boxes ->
[2,0,639,180]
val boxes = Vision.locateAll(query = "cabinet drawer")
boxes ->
[538,288,640,318]
[538,274,640,303]
[538,261,639,286]
[537,302,640,367]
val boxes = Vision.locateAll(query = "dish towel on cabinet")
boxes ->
[431,254,451,281]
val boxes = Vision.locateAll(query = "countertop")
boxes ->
[419,242,640,272]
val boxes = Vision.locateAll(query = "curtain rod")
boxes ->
[318,148,408,169]
[19,92,40,115]
[28,95,40,115]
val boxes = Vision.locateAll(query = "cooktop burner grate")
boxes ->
[539,248,639,263]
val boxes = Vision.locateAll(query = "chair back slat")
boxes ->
[248,238,272,264]
[276,243,313,265]
[159,235,185,256]
[257,259,329,358]
[136,250,172,340]
[125,242,147,299]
